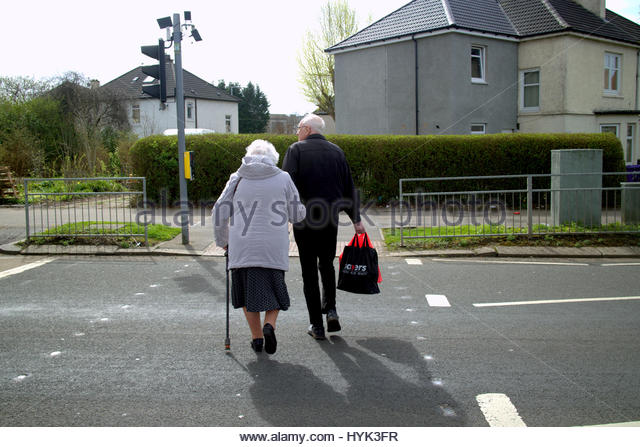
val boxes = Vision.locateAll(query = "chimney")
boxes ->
[574,0,606,18]
[89,79,100,89]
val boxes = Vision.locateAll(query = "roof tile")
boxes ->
[327,0,640,52]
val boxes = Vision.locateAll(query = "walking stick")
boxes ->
[225,250,231,351]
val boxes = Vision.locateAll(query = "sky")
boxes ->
[3,0,639,115]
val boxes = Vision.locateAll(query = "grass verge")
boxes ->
[20,222,181,248]
[383,224,640,250]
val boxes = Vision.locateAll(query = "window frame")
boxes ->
[600,123,619,137]
[520,69,540,112]
[132,104,141,124]
[471,45,486,83]
[471,123,486,135]
[186,102,194,120]
[604,52,621,95]
[625,123,636,164]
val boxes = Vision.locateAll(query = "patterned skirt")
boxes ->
[231,267,290,312]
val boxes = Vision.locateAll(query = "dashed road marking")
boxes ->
[432,259,588,266]
[426,294,451,307]
[0,258,55,280]
[476,393,526,427]
[601,263,640,267]
[405,258,423,265]
[587,421,640,427]
[473,296,640,308]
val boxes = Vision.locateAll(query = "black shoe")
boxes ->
[326,309,341,332]
[263,323,277,354]
[307,324,326,340]
[251,338,263,353]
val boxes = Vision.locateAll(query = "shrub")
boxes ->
[130,132,625,205]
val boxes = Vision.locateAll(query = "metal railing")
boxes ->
[24,177,147,246]
[399,172,640,245]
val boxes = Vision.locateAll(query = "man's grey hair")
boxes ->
[246,139,279,164]
[300,113,326,134]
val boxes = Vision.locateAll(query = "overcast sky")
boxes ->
[4,0,639,114]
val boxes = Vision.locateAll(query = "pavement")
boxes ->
[1,205,640,258]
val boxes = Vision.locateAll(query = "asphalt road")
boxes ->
[1,255,639,427]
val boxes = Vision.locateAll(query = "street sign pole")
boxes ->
[173,13,189,244]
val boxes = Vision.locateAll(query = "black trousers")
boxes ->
[293,224,338,327]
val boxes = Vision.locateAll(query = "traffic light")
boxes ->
[140,39,167,103]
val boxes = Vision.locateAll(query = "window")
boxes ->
[471,124,486,134]
[471,46,485,83]
[521,69,540,111]
[225,115,232,133]
[187,103,193,120]
[604,52,620,94]
[600,124,619,137]
[132,104,140,124]
[626,124,636,163]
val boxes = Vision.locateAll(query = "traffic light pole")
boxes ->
[172,13,189,245]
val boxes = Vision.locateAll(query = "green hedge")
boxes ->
[130,133,625,205]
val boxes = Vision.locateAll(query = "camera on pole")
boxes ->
[140,39,167,103]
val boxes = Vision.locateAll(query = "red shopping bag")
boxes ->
[337,232,382,294]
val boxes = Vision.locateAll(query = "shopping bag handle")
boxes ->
[348,232,372,248]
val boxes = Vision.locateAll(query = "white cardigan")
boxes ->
[213,155,306,271]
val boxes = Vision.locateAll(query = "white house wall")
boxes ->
[189,99,238,134]
[129,98,238,137]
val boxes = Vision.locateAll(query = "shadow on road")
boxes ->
[181,257,226,304]
[247,336,466,426]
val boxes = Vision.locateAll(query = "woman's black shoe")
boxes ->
[263,323,277,354]
[251,338,263,353]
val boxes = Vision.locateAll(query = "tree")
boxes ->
[49,72,130,172]
[0,76,52,104]
[217,80,270,133]
[297,0,359,119]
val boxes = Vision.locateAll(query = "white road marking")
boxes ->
[601,263,640,267]
[587,421,640,427]
[476,393,526,427]
[474,296,640,308]
[432,258,588,266]
[426,294,451,307]
[0,258,55,280]
[405,258,423,265]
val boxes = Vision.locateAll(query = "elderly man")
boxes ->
[282,114,365,340]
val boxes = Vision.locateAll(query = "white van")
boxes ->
[162,128,215,136]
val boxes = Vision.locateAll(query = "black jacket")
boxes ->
[282,134,360,227]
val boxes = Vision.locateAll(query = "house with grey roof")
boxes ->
[102,56,239,137]
[326,0,640,164]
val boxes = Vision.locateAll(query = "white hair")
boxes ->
[245,139,279,164]
[299,113,326,134]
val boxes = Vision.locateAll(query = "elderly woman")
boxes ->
[213,139,306,354]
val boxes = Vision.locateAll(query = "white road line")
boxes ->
[426,294,451,307]
[601,263,640,267]
[474,296,640,308]
[0,258,55,280]
[586,421,640,427]
[405,258,423,265]
[476,393,526,427]
[432,259,588,266]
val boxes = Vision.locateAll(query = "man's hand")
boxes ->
[354,221,366,234]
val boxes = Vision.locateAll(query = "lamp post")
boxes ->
[153,12,202,245]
